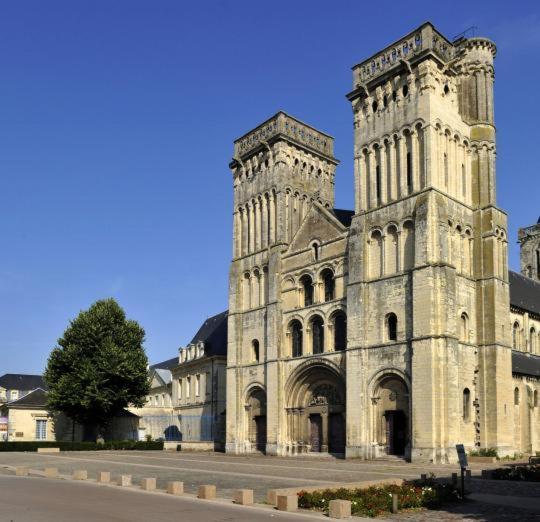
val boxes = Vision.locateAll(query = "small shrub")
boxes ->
[297,478,459,518]
[469,447,498,458]
[491,465,540,482]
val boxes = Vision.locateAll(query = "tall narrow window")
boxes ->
[514,387,520,406]
[460,313,469,343]
[386,313,398,341]
[290,320,303,357]
[186,377,191,399]
[178,379,182,401]
[311,316,324,354]
[406,152,412,191]
[333,312,347,351]
[443,153,449,189]
[322,269,335,302]
[35,419,47,441]
[195,374,200,397]
[513,322,520,350]
[300,275,313,307]
[537,250,540,278]
[376,164,381,204]
[252,339,260,362]
[463,388,471,422]
[461,163,466,199]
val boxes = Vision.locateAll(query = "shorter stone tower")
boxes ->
[519,217,540,280]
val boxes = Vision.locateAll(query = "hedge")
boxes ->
[0,440,164,452]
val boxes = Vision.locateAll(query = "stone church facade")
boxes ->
[225,23,540,463]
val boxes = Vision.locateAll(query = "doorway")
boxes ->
[309,414,322,452]
[328,413,345,454]
[254,415,267,453]
[385,410,407,455]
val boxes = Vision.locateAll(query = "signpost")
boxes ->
[455,444,468,498]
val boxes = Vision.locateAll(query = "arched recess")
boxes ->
[385,225,399,274]
[332,311,347,351]
[402,220,415,270]
[285,362,346,454]
[371,373,410,457]
[288,319,303,358]
[370,230,383,278]
[321,268,335,302]
[245,386,267,453]
[310,315,325,354]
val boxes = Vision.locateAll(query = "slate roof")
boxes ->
[331,208,355,228]
[512,351,540,378]
[154,368,172,385]
[0,374,46,391]
[509,271,540,316]
[5,388,48,408]
[188,310,228,356]
[149,357,178,371]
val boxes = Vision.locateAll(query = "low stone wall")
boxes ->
[163,441,217,452]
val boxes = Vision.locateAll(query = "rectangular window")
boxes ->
[186,377,191,399]
[10,390,18,401]
[35,419,47,441]
[195,375,200,397]
[206,372,211,395]
[178,379,182,401]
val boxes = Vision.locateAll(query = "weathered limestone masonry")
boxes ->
[225,22,540,463]
[519,219,540,281]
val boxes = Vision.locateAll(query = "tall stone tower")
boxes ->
[518,218,540,280]
[346,23,513,461]
[226,112,339,454]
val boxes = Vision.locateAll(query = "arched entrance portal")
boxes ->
[372,374,409,457]
[246,387,267,453]
[286,364,345,455]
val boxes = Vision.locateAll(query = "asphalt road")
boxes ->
[0,475,326,522]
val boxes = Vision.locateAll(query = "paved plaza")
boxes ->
[1,451,539,521]
[0,450,484,501]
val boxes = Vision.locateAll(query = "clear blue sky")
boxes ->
[1,1,538,373]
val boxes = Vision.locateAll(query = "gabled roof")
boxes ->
[5,388,48,408]
[331,208,354,228]
[509,271,540,316]
[188,310,228,357]
[0,374,46,391]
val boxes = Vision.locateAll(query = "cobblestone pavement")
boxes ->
[0,451,538,520]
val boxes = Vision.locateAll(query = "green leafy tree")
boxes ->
[44,298,150,440]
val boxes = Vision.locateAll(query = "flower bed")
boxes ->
[297,478,459,518]
[491,464,540,482]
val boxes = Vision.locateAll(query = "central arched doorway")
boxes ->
[286,363,345,455]
[246,387,267,453]
[372,374,410,457]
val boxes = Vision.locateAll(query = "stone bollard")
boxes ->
[141,477,156,491]
[234,489,254,506]
[44,467,58,478]
[451,472,458,486]
[118,474,132,487]
[167,481,184,495]
[329,499,351,519]
[73,470,87,480]
[392,493,399,514]
[198,485,216,500]
[276,495,297,512]
[267,490,278,506]
[15,467,28,477]
[97,471,110,483]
